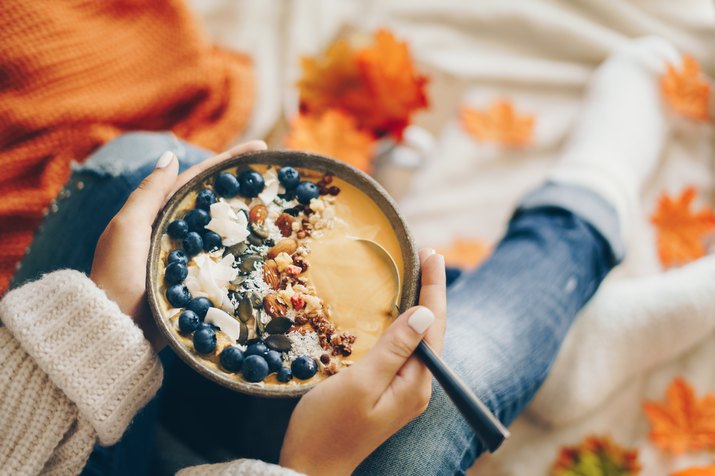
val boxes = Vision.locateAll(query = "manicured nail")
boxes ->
[408,307,435,334]
[156,151,176,169]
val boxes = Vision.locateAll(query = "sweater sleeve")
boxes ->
[177,460,304,476]
[0,269,163,474]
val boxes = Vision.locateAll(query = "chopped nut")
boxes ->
[263,294,288,318]
[330,332,356,357]
[275,213,294,237]
[263,260,280,290]
[249,204,268,224]
[267,238,298,259]
[274,252,293,272]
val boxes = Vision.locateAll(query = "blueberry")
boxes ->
[167,219,189,239]
[295,182,320,205]
[166,284,191,308]
[278,166,300,190]
[242,355,269,382]
[265,350,283,373]
[215,172,240,198]
[186,297,212,320]
[238,170,265,198]
[182,231,203,255]
[193,326,217,354]
[277,367,293,382]
[245,341,269,357]
[196,189,217,211]
[168,249,187,265]
[178,310,200,333]
[220,346,245,372]
[184,209,210,232]
[164,261,188,284]
[291,355,318,380]
[202,231,223,251]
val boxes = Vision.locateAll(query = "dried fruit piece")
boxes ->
[275,213,295,237]
[263,294,288,318]
[248,204,268,224]
[291,295,305,310]
[263,259,280,290]
[267,238,298,259]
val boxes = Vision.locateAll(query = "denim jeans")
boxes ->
[11,132,620,475]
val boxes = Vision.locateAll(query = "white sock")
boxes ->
[549,36,681,239]
[527,254,715,426]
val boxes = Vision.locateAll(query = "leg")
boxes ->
[358,36,680,475]
[9,131,213,476]
[357,187,619,475]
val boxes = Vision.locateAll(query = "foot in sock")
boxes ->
[528,254,715,426]
[549,36,681,238]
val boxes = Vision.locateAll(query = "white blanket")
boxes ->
[191,1,715,473]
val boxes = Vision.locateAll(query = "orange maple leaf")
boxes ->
[643,377,715,454]
[284,109,376,172]
[662,55,710,121]
[550,435,641,476]
[436,237,490,268]
[651,187,715,268]
[672,467,715,476]
[297,29,428,139]
[460,100,535,148]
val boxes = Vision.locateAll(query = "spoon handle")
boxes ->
[415,341,510,452]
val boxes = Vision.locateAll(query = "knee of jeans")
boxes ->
[76,131,212,177]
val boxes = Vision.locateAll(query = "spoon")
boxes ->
[351,237,511,452]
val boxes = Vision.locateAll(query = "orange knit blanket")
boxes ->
[0,0,254,293]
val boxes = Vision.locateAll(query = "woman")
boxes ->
[1,37,678,475]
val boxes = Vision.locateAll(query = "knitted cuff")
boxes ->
[177,460,305,476]
[0,270,163,446]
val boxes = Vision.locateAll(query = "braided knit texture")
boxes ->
[0,0,255,293]
[0,270,163,448]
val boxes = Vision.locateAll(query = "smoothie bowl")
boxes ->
[147,150,419,397]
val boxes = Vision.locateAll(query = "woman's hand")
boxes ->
[280,249,447,475]
[90,140,267,350]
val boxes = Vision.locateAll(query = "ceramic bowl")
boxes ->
[146,150,419,398]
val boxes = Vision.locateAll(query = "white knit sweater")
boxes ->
[0,270,301,476]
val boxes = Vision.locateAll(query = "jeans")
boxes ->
[11,132,620,475]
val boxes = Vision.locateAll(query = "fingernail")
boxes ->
[419,248,436,262]
[408,307,435,334]
[155,151,176,169]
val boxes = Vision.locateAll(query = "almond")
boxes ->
[267,238,298,259]
[263,259,280,290]
[275,213,294,237]
[249,204,268,224]
[263,294,288,318]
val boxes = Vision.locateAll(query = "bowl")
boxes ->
[146,150,419,398]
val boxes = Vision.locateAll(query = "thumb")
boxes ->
[350,306,435,396]
[119,151,179,225]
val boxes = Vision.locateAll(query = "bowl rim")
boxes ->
[146,149,420,398]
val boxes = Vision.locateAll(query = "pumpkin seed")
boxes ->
[265,317,294,335]
[238,322,248,345]
[250,292,263,309]
[264,334,292,352]
[237,296,253,323]
[239,254,262,273]
[250,223,269,239]
[247,233,264,246]
[256,312,266,334]
[230,275,247,286]
[224,242,248,257]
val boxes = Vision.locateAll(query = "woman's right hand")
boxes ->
[280,250,447,476]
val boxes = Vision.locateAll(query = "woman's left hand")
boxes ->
[90,140,267,350]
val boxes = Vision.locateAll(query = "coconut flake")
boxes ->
[205,307,240,342]
[207,200,250,246]
[186,253,237,306]
[258,168,279,205]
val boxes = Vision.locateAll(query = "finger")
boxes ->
[350,305,435,400]
[118,151,179,226]
[171,140,267,195]
[393,252,447,391]
[418,252,447,354]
